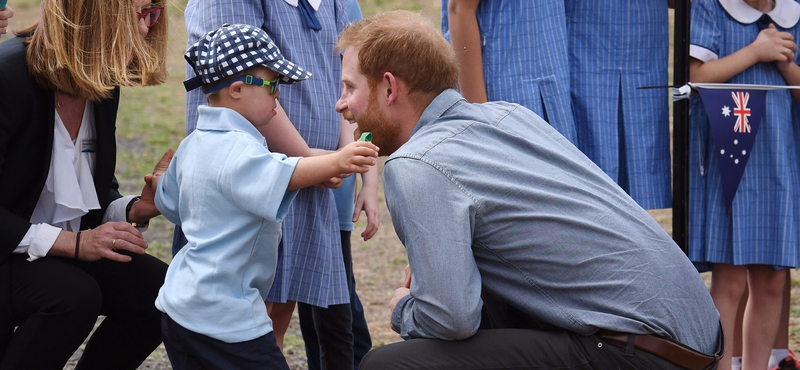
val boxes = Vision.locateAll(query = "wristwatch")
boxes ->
[126,196,150,228]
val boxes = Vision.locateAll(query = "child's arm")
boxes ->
[288,141,378,191]
[339,118,381,241]
[354,162,380,241]
[447,0,487,103]
[690,24,797,84]
[257,101,316,157]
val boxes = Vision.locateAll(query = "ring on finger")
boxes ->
[111,239,116,250]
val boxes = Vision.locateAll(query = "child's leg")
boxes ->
[743,265,786,370]
[710,263,748,370]
[733,289,746,370]
[266,300,297,351]
[769,269,792,369]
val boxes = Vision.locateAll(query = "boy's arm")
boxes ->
[287,141,378,191]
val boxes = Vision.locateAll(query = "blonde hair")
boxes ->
[20,0,168,101]
[336,10,458,99]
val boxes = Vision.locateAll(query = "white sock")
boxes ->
[731,356,742,370]
[770,349,790,369]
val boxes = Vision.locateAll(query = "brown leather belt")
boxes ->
[597,331,717,370]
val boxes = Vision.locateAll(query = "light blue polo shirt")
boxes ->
[155,105,299,343]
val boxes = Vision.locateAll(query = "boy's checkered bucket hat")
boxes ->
[183,23,312,92]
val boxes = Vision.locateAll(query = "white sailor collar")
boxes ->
[719,0,800,28]
[283,0,321,11]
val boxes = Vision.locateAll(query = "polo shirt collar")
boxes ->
[196,106,266,145]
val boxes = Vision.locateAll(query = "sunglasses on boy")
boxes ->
[201,74,281,95]
[242,75,280,95]
[137,5,164,28]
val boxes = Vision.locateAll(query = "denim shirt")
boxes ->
[384,90,720,355]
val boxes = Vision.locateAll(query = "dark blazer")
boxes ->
[0,36,124,346]
[0,37,123,254]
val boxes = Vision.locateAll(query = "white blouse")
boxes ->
[14,102,133,261]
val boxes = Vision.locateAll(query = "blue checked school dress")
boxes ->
[263,0,349,306]
[441,0,577,144]
[688,0,800,270]
[184,0,349,307]
[564,0,672,210]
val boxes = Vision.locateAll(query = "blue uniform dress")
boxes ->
[688,0,800,270]
[441,0,577,144]
[564,0,672,210]
[184,0,349,307]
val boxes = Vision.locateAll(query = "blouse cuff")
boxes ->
[25,224,62,262]
[103,195,149,232]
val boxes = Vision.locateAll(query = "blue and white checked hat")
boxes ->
[183,23,312,92]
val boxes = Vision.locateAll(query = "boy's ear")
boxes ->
[227,81,245,100]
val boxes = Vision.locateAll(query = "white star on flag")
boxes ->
[722,106,731,116]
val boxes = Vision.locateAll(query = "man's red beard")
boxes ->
[355,91,401,155]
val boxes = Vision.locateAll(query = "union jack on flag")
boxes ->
[731,91,751,133]
[696,86,766,209]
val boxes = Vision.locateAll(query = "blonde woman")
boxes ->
[0,0,172,369]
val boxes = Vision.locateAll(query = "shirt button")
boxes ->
[597,342,603,348]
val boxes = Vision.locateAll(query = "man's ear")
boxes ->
[227,81,245,100]
[383,72,399,105]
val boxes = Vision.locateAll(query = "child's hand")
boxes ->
[751,23,797,64]
[315,176,346,189]
[134,148,174,222]
[0,6,14,37]
[336,141,379,174]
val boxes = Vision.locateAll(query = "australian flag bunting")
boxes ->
[695,86,767,210]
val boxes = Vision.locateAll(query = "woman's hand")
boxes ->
[55,223,148,262]
[130,148,174,223]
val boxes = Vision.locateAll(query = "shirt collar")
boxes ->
[196,105,267,145]
[413,89,465,137]
[283,0,321,11]
[719,0,800,28]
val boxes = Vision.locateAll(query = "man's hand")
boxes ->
[389,287,411,312]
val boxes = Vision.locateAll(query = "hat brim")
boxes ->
[267,58,312,85]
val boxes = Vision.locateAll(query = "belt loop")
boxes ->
[625,334,636,357]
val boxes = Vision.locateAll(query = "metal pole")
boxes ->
[672,0,690,254]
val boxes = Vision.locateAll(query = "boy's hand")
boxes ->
[336,141,379,174]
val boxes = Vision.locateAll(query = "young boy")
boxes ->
[153,23,379,370]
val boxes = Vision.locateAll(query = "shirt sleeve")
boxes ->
[15,223,61,261]
[383,157,484,340]
[690,0,721,62]
[226,142,300,222]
